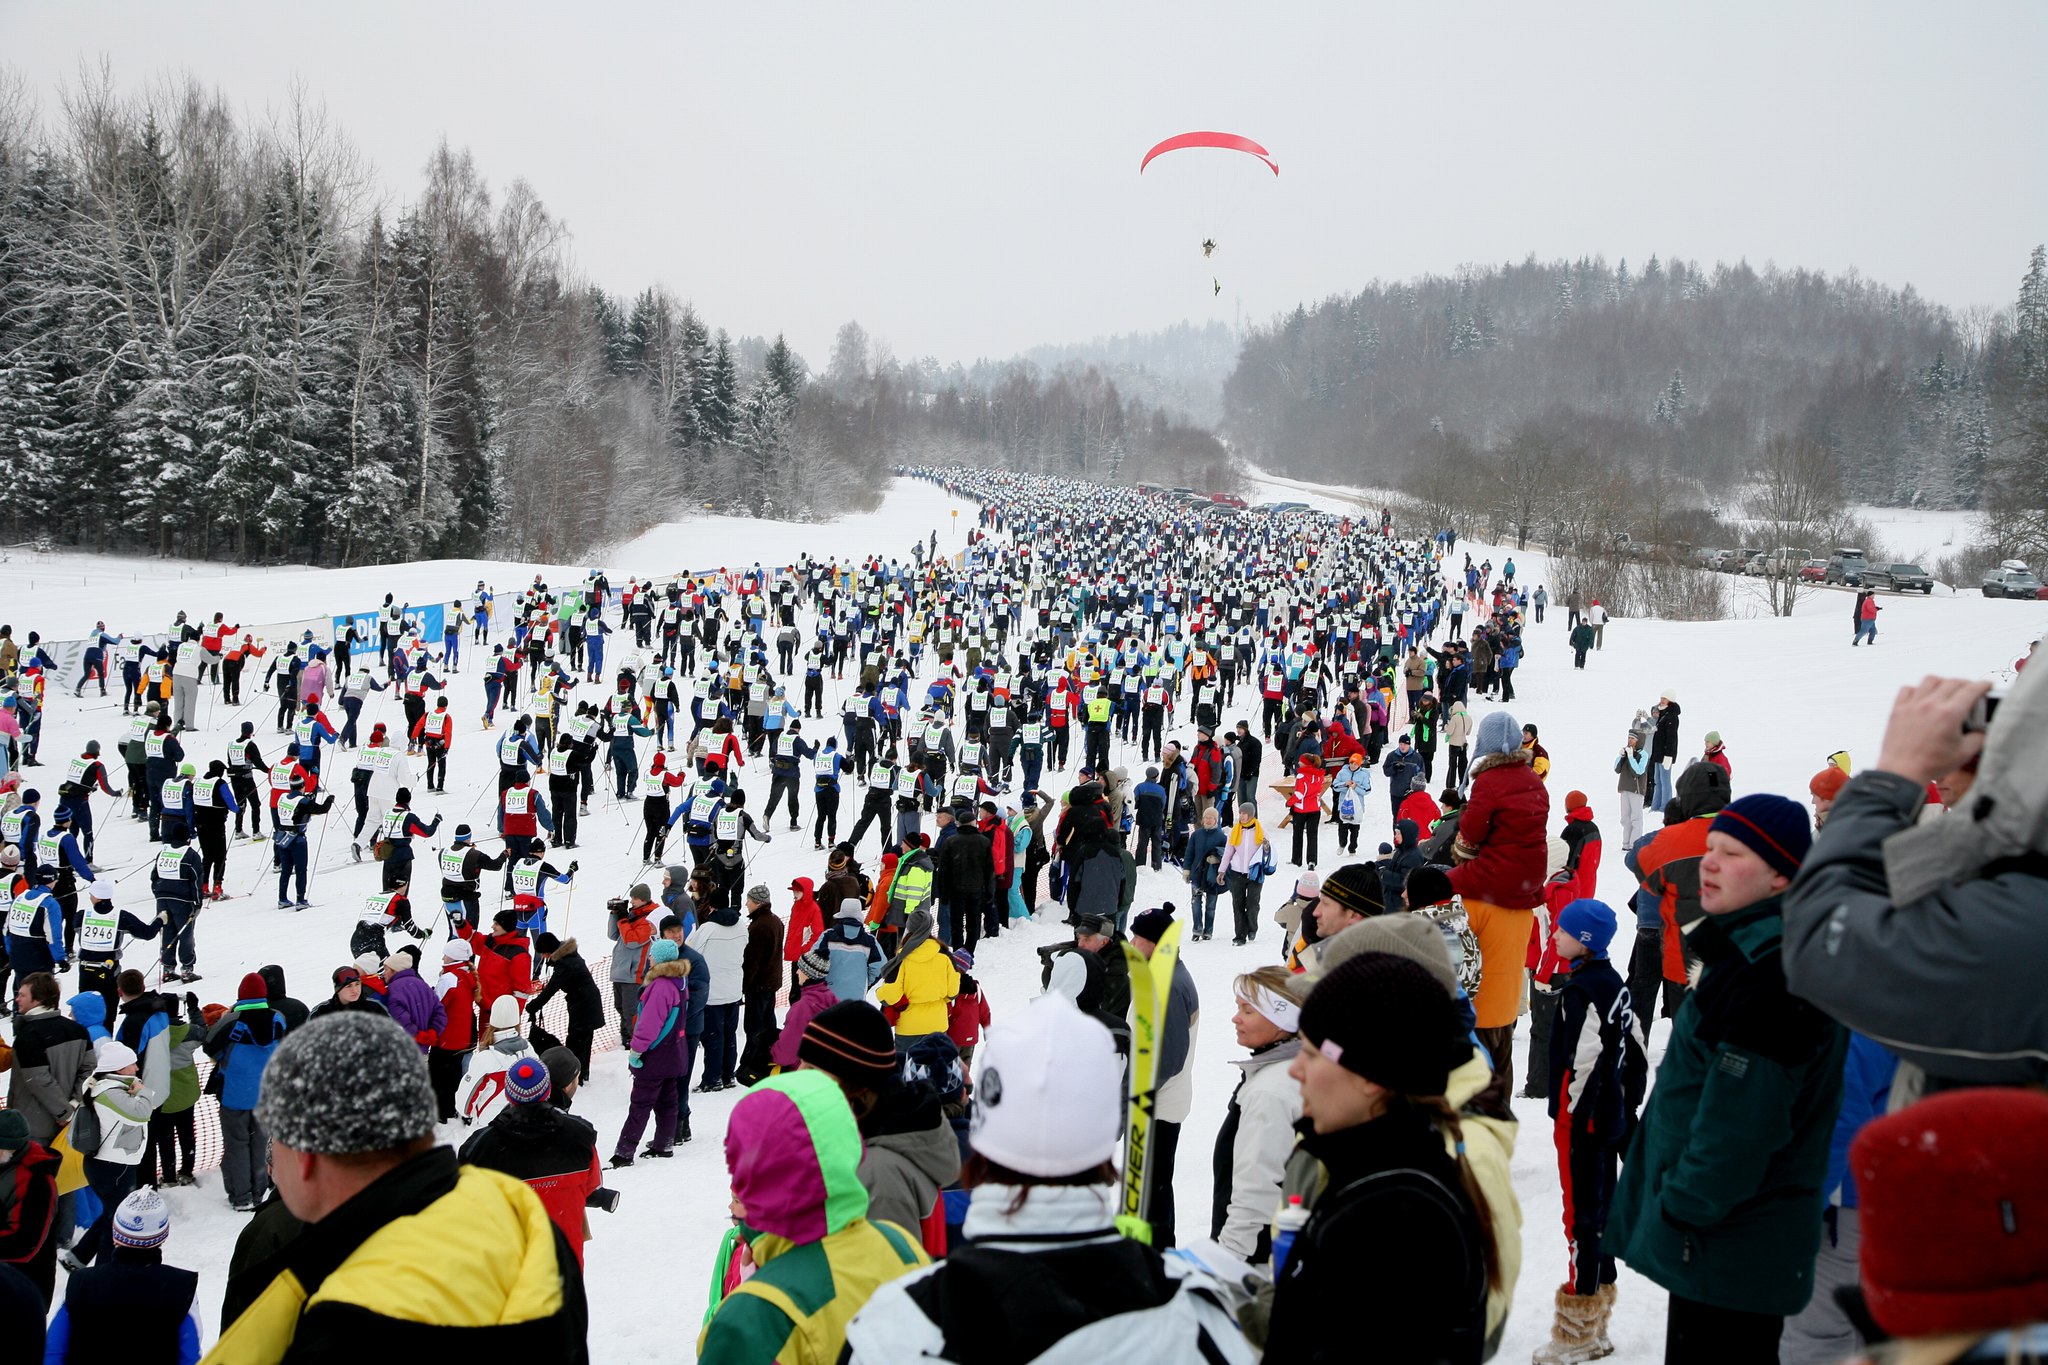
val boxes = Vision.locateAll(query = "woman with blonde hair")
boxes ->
[1220,802,1273,948]
[1210,965,1305,1263]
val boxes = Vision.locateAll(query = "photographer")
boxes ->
[1783,671,2048,1100]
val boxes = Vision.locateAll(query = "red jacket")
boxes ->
[1446,752,1550,909]
[1398,788,1443,833]
[1192,740,1225,797]
[1636,816,1713,984]
[1288,756,1327,814]
[978,815,1014,884]
[1705,746,1732,778]
[462,925,536,1014]
[947,988,991,1050]
[437,961,479,1051]
[783,878,825,962]
[499,782,542,838]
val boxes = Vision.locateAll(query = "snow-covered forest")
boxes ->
[1223,250,2048,565]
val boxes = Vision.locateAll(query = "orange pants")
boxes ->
[1465,897,1535,1030]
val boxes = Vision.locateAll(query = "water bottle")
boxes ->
[1270,1194,1310,1278]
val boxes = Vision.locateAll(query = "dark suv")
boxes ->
[1863,562,1933,594]
[1824,548,1869,586]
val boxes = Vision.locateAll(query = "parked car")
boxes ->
[1693,547,1732,570]
[1208,492,1248,509]
[1982,560,2048,600]
[1731,548,1763,572]
[1798,558,1829,582]
[1747,547,1811,577]
[1863,562,1934,594]
[1824,547,1870,586]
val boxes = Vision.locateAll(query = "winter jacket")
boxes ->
[783,879,825,964]
[1380,747,1424,804]
[698,1071,928,1365]
[743,905,786,997]
[1211,1038,1303,1262]
[436,961,479,1052]
[1183,823,1227,894]
[6,1006,90,1144]
[844,1182,1256,1365]
[934,826,994,903]
[1650,699,1681,764]
[1546,954,1636,1144]
[1286,756,1327,814]
[772,984,840,1071]
[383,967,448,1052]
[1266,1108,1490,1364]
[605,899,659,986]
[461,1032,541,1125]
[530,939,605,1030]
[211,1147,587,1364]
[260,966,310,1033]
[0,1139,60,1305]
[1379,819,1425,909]
[43,1249,202,1365]
[203,1001,286,1111]
[946,989,989,1052]
[1613,897,1847,1317]
[822,918,885,1004]
[875,939,960,1039]
[1560,803,1602,897]
[1154,956,1202,1128]
[1447,750,1550,909]
[1783,768,2048,1092]
[682,945,712,1038]
[461,926,537,1016]
[1444,703,1472,748]
[161,1018,202,1115]
[114,992,173,1108]
[458,1101,604,1267]
[1614,745,1649,796]
[1634,766,1730,984]
[82,1074,154,1166]
[687,906,748,1007]
[857,1081,962,1236]
[627,959,690,1079]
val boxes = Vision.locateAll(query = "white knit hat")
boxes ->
[969,993,1120,1179]
[489,995,522,1031]
[95,1038,137,1073]
[112,1187,171,1250]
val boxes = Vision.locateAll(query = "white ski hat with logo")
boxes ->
[969,991,1120,1178]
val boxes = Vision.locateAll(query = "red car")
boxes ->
[1208,492,1248,509]
[1798,558,1828,582]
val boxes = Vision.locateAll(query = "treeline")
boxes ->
[0,71,888,568]
[1224,251,2048,559]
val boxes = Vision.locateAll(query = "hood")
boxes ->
[644,959,688,980]
[709,905,741,928]
[1068,781,1103,807]
[725,1070,869,1244]
[68,992,108,1033]
[791,876,815,899]
[1394,817,1421,850]
[1673,758,1731,820]
[546,937,579,963]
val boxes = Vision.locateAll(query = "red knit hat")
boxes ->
[1854,1088,2048,1338]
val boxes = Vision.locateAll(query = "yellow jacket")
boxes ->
[872,938,958,1037]
[205,1149,584,1364]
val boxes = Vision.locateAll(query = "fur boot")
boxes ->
[1531,1285,1614,1364]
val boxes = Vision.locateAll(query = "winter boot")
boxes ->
[1531,1286,1613,1364]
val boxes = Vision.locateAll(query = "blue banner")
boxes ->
[332,602,446,650]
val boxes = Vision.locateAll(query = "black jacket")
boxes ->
[1266,1112,1489,1365]
[260,966,310,1032]
[530,942,605,1029]
[934,826,994,902]
[54,1250,198,1362]
[459,1101,600,1187]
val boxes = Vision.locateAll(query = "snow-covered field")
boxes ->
[9,475,2044,1360]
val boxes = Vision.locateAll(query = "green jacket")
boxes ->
[1613,897,1846,1316]
[163,1018,202,1115]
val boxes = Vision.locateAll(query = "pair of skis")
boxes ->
[1117,917,1184,1245]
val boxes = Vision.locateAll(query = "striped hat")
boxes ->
[113,1187,171,1250]
[505,1055,551,1106]
[797,1000,897,1089]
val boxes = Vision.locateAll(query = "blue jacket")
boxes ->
[205,1003,287,1110]
[682,945,711,1038]
[1184,824,1228,893]
[1825,1034,1897,1209]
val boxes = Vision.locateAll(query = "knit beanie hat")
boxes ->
[1564,790,1588,813]
[746,883,772,907]
[1709,794,1813,879]
[649,938,680,967]
[237,971,269,1003]
[1557,898,1618,958]
[799,1000,897,1089]
[836,897,865,921]
[0,1110,30,1150]
[1319,861,1387,918]
[1298,952,1464,1096]
[1808,766,1849,801]
[504,1056,551,1106]
[441,939,473,964]
[541,1046,581,1098]
[112,1188,171,1250]
[1129,905,1175,945]
[1472,709,1520,760]
[1294,869,1322,896]
[969,992,1121,1178]
[255,1013,437,1156]
[352,952,383,978]
[488,995,523,1031]
[798,946,831,981]
[1309,912,1459,995]
[1853,1087,2048,1338]
[1404,865,1454,910]
[1703,731,1722,748]
[95,1038,137,1073]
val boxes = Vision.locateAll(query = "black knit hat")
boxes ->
[1298,952,1464,1096]
[1404,865,1454,909]
[1319,861,1387,918]
[798,1000,898,1090]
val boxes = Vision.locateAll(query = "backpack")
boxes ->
[68,1092,103,1154]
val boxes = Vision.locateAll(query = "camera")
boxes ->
[1964,689,2006,734]
[607,896,629,918]
[586,1187,621,1214]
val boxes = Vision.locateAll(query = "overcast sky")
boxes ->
[7,2,2045,367]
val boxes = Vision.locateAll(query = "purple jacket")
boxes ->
[770,983,840,1071]
[629,961,690,1079]
[384,967,448,1051]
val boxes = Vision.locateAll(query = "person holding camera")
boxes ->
[459,1054,613,1268]
[1783,670,2048,1101]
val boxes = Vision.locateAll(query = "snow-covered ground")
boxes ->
[9,475,2044,1359]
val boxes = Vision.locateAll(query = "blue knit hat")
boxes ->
[1710,794,1813,880]
[505,1056,551,1106]
[649,938,680,966]
[1472,709,1521,760]
[1557,898,1617,958]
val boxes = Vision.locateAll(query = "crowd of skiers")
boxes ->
[0,465,2044,1364]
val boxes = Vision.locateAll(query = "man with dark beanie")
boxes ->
[1613,793,1846,1365]
[1266,951,1497,1363]
[209,1012,589,1361]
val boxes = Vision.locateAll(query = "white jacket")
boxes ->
[1216,1039,1303,1260]
[86,1075,155,1166]
[686,914,748,1006]
[459,1035,538,1125]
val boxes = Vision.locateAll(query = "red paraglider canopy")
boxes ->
[1139,131,1279,176]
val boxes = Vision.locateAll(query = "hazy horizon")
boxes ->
[7,2,2044,368]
